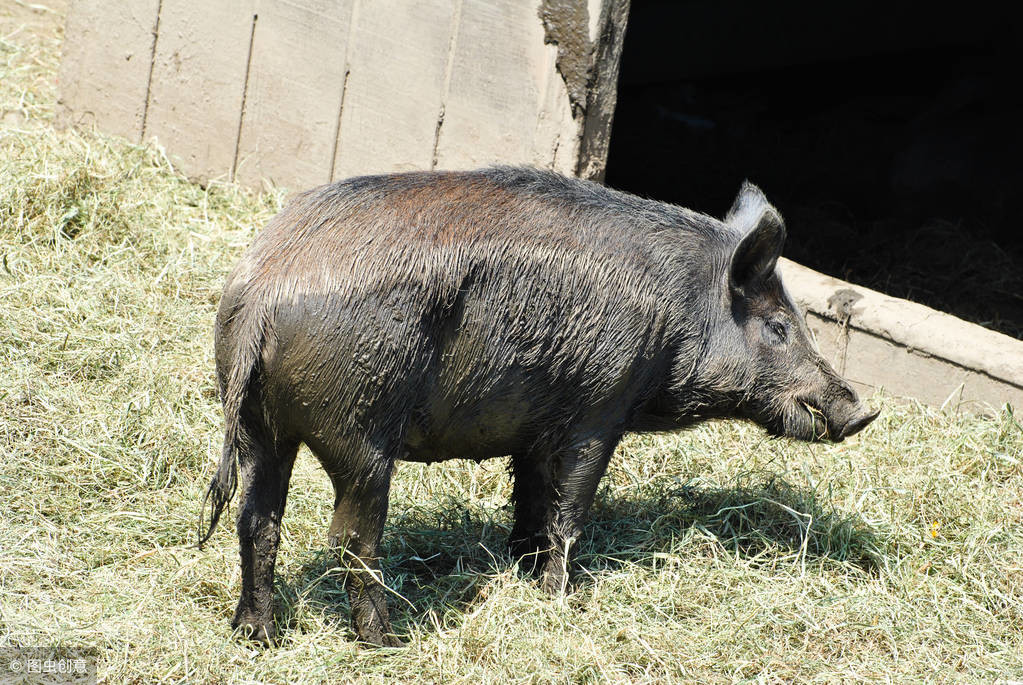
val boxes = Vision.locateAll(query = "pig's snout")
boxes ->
[837,406,880,440]
[782,388,880,443]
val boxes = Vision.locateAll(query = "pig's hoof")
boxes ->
[232,613,276,646]
[354,625,406,648]
[539,562,574,596]
[508,535,549,576]
[233,613,278,650]
[380,633,407,648]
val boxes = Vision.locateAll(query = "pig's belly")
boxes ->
[402,384,537,463]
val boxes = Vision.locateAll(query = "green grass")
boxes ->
[2,4,1023,682]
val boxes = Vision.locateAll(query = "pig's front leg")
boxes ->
[508,452,554,574]
[539,433,621,595]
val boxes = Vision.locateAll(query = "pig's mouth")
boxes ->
[770,396,831,441]
[772,396,879,443]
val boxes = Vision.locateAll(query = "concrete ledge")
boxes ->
[779,258,1023,413]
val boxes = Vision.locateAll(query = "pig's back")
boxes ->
[219,168,690,458]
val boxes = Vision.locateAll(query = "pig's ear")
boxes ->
[726,182,786,291]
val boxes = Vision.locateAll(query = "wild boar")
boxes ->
[199,167,878,646]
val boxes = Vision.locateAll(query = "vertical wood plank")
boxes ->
[331,0,457,181]
[57,0,160,142]
[143,0,256,183]
[433,0,575,172]
[234,0,355,189]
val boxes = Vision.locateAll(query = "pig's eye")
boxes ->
[763,319,789,345]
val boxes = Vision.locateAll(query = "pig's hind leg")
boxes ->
[231,410,299,645]
[318,442,404,648]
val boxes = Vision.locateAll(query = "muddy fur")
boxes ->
[200,166,877,646]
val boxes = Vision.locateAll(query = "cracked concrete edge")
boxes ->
[779,257,1023,412]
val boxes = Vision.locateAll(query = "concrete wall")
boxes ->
[57,0,629,189]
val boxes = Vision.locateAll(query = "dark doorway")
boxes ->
[607,1,1023,339]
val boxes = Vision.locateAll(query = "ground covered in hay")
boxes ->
[2,3,1023,682]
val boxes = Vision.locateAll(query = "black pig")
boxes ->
[199,167,878,646]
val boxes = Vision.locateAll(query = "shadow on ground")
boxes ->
[271,475,884,641]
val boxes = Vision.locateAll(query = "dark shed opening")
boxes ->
[607,1,1023,338]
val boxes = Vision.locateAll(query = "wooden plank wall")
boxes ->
[57,0,161,141]
[235,0,355,187]
[144,0,257,183]
[58,0,629,191]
